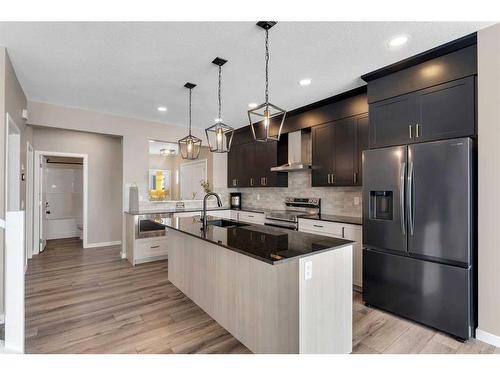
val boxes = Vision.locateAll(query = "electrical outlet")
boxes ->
[354,196,360,205]
[304,261,312,280]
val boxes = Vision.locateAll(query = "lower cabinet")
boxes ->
[209,210,231,219]
[125,214,169,266]
[237,211,266,225]
[298,218,363,288]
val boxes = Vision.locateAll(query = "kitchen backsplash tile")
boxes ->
[216,171,362,217]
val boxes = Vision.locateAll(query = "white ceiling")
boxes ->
[0,22,493,129]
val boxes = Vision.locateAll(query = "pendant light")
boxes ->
[248,21,286,142]
[205,57,234,153]
[178,82,202,160]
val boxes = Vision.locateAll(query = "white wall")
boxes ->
[32,127,122,245]
[0,47,28,320]
[477,23,500,345]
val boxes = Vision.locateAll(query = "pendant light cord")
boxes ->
[218,65,222,121]
[188,88,192,136]
[265,28,269,105]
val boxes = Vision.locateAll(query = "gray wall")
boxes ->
[0,47,28,319]
[32,127,123,245]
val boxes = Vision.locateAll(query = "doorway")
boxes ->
[33,151,88,253]
[180,159,207,200]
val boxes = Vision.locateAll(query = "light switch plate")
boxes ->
[304,261,312,280]
[354,196,360,205]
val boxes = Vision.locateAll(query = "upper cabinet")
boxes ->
[312,113,368,187]
[227,130,288,188]
[369,77,475,148]
[363,35,477,149]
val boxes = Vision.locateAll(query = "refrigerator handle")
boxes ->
[400,162,406,235]
[408,161,415,236]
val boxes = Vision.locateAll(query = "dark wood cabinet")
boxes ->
[415,76,475,142]
[312,113,368,187]
[369,93,415,148]
[227,138,287,188]
[369,77,475,148]
[311,122,335,187]
[354,114,369,186]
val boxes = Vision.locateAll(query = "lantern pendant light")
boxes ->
[248,21,287,142]
[205,57,234,153]
[178,82,202,160]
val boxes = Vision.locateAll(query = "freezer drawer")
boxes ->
[363,248,473,340]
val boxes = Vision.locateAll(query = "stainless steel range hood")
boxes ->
[270,130,312,172]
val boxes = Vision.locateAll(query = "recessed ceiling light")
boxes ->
[157,106,167,112]
[299,78,312,86]
[248,103,258,109]
[387,34,409,48]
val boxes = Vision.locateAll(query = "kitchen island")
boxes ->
[164,215,353,354]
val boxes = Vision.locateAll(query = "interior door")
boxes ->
[362,145,407,253]
[333,117,356,186]
[312,122,334,186]
[369,93,416,148]
[407,138,472,265]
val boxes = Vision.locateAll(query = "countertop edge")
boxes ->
[165,222,354,266]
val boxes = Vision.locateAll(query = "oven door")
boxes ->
[264,218,297,230]
[138,217,166,238]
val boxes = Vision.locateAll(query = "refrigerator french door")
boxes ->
[362,138,475,340]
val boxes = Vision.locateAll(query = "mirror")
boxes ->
[149,140,213,201]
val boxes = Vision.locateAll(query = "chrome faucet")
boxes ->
[202,192,222,229]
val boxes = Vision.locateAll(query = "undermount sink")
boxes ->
[206,219,249,228]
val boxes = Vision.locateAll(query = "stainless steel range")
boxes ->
[264,197,320,230]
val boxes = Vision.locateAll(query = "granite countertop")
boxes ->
[161,215,353,265]
[299,214,362,226]
[125,206,231,215]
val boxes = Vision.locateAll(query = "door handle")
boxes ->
[409,125,413,139]
[415,123,420,138]
[407,161,415,236]
[400,162,406,236]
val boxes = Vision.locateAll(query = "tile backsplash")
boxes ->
[218,171,362,217]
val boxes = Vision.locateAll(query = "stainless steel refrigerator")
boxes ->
[362,137,475,340]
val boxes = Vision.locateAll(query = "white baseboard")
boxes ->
[45,231,81,240]
[121,252,126,259]
[84,240,121,248]
[476,329,500,348]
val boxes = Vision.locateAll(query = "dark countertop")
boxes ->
[231,207,267,214]
[125,206,231,215]
[299,214,362,226]
[162,215,353,265]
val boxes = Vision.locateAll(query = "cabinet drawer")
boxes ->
[136,238,168,259]
[173,211,201,218]
[298,219,344,237]
[209,210,231,219]
[238,211,265,224]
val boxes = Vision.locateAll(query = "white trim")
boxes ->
[0,218,5,228]
[26,141,34,263]
[0,313,4,324]
[33,150,88,251]
[476,329,500,348]
[5,113,21,213]
[121,251,127,259]
[85,240,122,248]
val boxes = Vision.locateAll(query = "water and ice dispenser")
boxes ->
[369,191,393,220]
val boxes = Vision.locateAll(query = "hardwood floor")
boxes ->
[25,238,498,354]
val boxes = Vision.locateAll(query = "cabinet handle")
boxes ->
[409,125,413,139]
[250,178,254,186]
[416,123,420,138]
[331,174,335,185]
[342,227,345,238]
[313,224,324,228]
[327,174,331,184]
[150,245,160,249]
[264,177,267,186]
[248,215,254,218]
[353,172,357,184]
